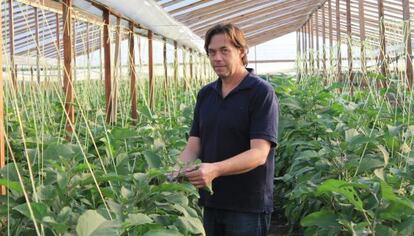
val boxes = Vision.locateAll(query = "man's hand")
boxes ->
[185,163,219,189]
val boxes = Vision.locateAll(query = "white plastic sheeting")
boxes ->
[74,0,204,52]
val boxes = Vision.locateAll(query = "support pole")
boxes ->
[336,0,342,88]
[183,46,187,89]
[304,24,308,75]
[378,0,387,85]
[359,0,367,87]
[346,0,354,95]
[315,11,320,74]
[403,0,413,90]
[129,22,138,124]
[73,20,77,81]
[9,0,17,92]
[190,48,193,86]
[35,7,40,83]
[163,37,168,88]
[163,37,168,109]
[103,9,112,123]
[174,41,178,84]
[63,0,74,134]
[328,0,333,73]
[112,17,121,123]
[56,13,61,82]
[310,18,314,74]
[148,30,154,111]
[0,0,5,195]
[322,4,327,80]
[86,22,90,80]
[297,30,301,81]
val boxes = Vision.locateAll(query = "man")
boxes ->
[180,23,279,236]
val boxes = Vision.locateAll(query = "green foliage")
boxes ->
[0,79,205,235]
[273,74,414,235]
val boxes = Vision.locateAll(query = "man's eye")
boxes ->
[221,48,229,54]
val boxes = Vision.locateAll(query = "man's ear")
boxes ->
[239,48,246,58]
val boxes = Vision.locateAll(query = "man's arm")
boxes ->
[179,136,201,165]
[185,139,271,189]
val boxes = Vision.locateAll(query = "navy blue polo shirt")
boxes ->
[190,69,279,213]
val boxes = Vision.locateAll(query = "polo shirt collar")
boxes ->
[213,68,256,94]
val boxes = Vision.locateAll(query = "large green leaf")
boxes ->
[0,178,22,193]
[125,213,153,226]
[143,151,162,169]
[14,202,49,221]
[316,179,364,211]
[398,216,414,235]
[43,143,81,160]
[380,181,414,210]
[143,229,183,236]
[301,210,340,228]
[76,210,122,236]
[174,216,204,235]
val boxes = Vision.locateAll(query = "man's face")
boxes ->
[207,33,244,79]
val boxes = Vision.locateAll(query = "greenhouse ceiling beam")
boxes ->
[168,0,210,15]
[243,13,308,38]
[161,0,186,8]
[193,0,314,36]
[16,0,104,25]
[247,23,302,47]
[232,0,312,28]
[174,0,239,22]
[186,0,277,29]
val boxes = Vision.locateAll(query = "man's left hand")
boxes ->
[185,163,219,189]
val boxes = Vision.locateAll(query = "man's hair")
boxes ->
[204,23,249,66]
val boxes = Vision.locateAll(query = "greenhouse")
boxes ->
[0,0,413,235]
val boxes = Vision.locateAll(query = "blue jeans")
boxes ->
[203,207,271,236]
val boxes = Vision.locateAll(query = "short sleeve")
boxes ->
[189,92,201,137]
[249,84,279,147]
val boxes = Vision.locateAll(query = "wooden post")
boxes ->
[35,7,40,83]
[129,22,138,124]
[9,0,17,92]
[73,20,77,81]
[148,30,154,111]
[63,0,74,133]
[0,1,5,195]
[359,0,367,87]
[378,0,387,85]
[99,27,103,81]
[346,0,354,95]
[103,9,112,123]
[403,0,413,90]
[322,4,327,80]
[336,0,342,88]
[174,41,178,84]
[56,13,61,82]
